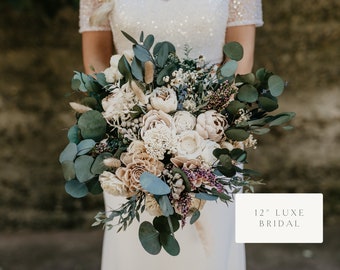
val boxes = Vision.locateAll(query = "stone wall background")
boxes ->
[0,0,339,230]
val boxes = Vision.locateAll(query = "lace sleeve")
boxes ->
[227,0,264,27]
[79,0,111,33]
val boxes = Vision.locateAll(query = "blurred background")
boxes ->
[0,0,339,269]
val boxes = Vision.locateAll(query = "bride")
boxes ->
[79,1,263,269]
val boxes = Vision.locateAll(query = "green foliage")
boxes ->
[78,110,107,141]
[65,179,89,198]
[139,172,171,195]
[138,221,162,255]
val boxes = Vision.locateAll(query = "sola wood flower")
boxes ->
[150,86,178,113]
[196,110,228,142]
[116,152,164,195]
[173,111,196,134]
[101,83,137,124]
[99,171,131,197]
[176,130,204,159]
[145,194,163,217]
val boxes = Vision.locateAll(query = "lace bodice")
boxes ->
[79,0,263,63]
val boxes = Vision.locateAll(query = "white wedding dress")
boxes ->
[79,1,263,269]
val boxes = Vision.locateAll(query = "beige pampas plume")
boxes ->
[103,157,121,168]
[69,102,92,113]
[130,80,148,104]
[144,61,154,84]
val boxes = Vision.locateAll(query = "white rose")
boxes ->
[196,110,228,142]
[176,130,204,159]
[173,111,196,134]
[99,171,131,197]
[200,140,220,166]
[150,86,178,113]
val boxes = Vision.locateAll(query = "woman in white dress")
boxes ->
[79,1,263,269]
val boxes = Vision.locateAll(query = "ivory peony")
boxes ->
[196,110,228,142]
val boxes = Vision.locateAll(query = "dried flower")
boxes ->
[69,102,92,114]
[150,86,178,113]
[196,110,228,142]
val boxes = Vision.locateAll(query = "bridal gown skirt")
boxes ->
[101,192,245,270]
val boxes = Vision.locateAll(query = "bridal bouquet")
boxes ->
[59,31,294,255]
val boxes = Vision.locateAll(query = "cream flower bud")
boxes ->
[145,194,163,217]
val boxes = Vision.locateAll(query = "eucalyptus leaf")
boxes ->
[139,31,144,42]
[219,154,232,168]
[131,57,144,81]
[195,192,218,201]
[67,125,80,144]
[153,41,176,56]
[230,148,247,162]
[220,60,238,78]
[59,143,77,163]
[138,221,161,255]
[77,139,96,155]
[269,113,295,127]
[211,189,232,201]
[74,155,95,182]
[268,75,285,96]
[226,100,246,115]
[237,84,258,103]
[140,172,171,195]
[153,215,180,234]
[216,165,237,177]
[190,210,200,225]
[156,42,169,67]
[213,148,230,158]
[118,55,132,80]
[143,34,155,50]
[61,160,75,181]
[71,74,81,91]
[91,152,113,175]
[225,128,250,141]
[258,96,278,112]
[235,73,256,84]
[78,110,107,141]
[251,127,270,135]
[239,168,261,176]
[160,233,180,256]
[157,195,174,217]
[65,179,88,198]
[86,177,103,195]
[121,30,138,44]
[94,72,108,87]
[282,125,294,130]
[81,97,98,109]
[223,42,244,61]
[133,44,153,62]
